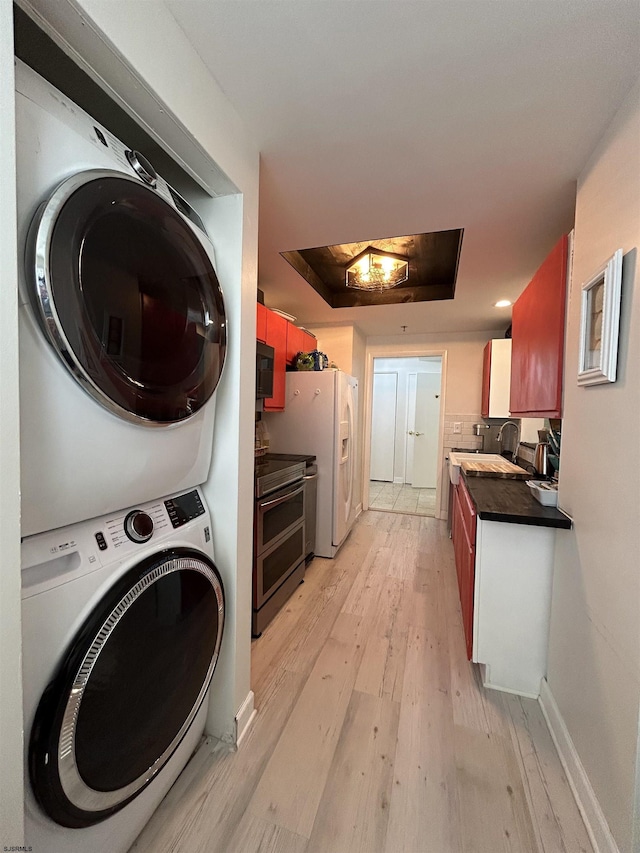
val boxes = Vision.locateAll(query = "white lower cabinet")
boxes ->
[472,518,557,698]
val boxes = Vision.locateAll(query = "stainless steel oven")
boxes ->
[253,458,306,636]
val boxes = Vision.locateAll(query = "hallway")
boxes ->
[131,511,592,853]
[368,481,437,516]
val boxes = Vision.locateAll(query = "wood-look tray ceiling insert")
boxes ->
[281,229,464,309]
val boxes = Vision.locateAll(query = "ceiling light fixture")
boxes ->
[345,247,409,291]
[494,299,512,308]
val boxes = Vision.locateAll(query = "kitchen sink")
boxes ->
[448,452,511,485]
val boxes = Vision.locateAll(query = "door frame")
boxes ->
[362,346,447,518]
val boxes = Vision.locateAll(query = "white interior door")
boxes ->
[370,373,396,482]
[411,372,441,488]
[405,373,417,483]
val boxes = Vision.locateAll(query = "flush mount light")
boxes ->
[345,247,409,291]
[494,299,512,308]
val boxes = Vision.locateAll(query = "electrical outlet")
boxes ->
[453,422,462,434]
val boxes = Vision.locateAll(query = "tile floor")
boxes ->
[369,480,437,516]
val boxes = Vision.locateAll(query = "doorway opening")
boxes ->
[368,356,442,516]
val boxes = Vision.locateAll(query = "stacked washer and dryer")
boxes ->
[16,60,227,852]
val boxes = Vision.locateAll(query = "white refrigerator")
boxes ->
[266,369,358,558]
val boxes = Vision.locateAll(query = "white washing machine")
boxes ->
[15,59,227,536]
[21,486,224,853]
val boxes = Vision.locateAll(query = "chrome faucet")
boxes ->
[497,420,521,461]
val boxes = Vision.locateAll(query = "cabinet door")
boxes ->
[301,330,317,353]
[459,521,475,661]
[452,481,476,661]
[263,310,288,411]
[510,236,568,417]
[256,303,267,343]
[481,341,491,418]
[286,324,306,367]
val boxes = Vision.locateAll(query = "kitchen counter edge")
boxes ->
[462,474,572,529]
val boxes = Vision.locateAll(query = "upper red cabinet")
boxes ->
[263,310,288,411]
[510,235,568,418]
[286,324,316,367]
[256,303,267,343]
[258,303,318,412]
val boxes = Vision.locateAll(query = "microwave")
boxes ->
[256,341,275,399]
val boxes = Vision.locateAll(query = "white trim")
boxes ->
[234,690,256,747]
[539,678,620,853]
[393,476,404,484]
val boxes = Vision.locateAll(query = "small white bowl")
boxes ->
[526,480,558,507]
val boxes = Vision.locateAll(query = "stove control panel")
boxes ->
[164,489,205,528]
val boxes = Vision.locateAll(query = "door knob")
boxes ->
[415,431,424,436]
[408,430,414,435]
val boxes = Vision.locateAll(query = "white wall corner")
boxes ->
[234,690,256,747]
[539,678,621,853]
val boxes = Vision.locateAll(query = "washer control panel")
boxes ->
[164,490,205,529]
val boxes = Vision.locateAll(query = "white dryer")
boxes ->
[15,59,227,536]
[21,486,224,853]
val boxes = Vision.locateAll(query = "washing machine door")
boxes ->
[29,548,224,828]
[27,170,226,424]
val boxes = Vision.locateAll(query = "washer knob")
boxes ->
[125,150,158,187]
[124,510,154,543]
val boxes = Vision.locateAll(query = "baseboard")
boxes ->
[355,502,362,518]
[234,690,256,747]
[393,477,404,484]
[539,678,620,853]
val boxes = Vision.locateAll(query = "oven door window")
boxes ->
[29,172,226,424]
[255,522,305,606]
[257,483,304,552]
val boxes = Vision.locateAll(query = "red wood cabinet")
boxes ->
[256,303,267,343]
[286,325,316,367]
[451,478,477,660]
[510,235,568,417]
[263,311,288,411]
[258,303,318,411]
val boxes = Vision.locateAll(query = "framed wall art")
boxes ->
[577,248,623,386]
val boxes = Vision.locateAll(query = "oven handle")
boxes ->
[302,473,318,481]
[258,483,304,510]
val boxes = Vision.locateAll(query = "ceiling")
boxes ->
[167,1,640,337]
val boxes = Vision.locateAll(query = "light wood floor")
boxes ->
[131,511,593,853]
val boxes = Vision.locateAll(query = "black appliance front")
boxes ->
[27,170,227,424]
[29,548,224,828]
[256,341,274,399]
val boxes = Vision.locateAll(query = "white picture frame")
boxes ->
[577,248,623,386]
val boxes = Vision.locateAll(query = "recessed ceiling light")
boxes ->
[494,299,512,308]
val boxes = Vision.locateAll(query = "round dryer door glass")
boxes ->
[28,548,224,828]
[30,171,226,424]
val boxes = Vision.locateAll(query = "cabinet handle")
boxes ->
[408,430,415,435]
[415,431,424,436]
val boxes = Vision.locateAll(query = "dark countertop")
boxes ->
[462,475,572,529]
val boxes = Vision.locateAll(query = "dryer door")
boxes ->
[27,170,226,424]
[29,548,224,827]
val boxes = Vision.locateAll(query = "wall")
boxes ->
[546,80,640,853]
[14,0,260,752]
[0,1,25,843]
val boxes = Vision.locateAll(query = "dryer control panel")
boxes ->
[164,489,205,529]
